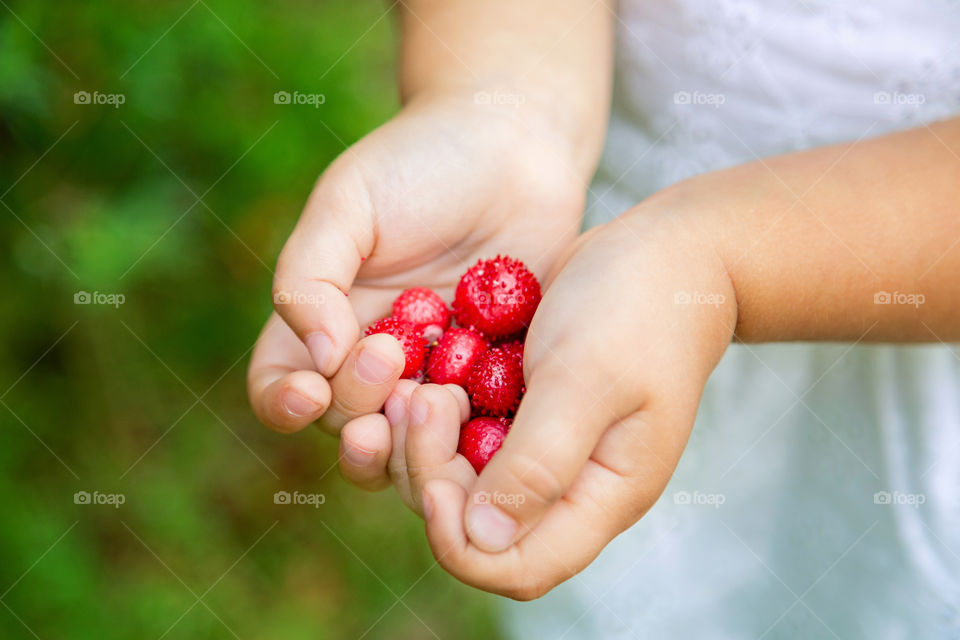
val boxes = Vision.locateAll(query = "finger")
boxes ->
[248,313,332,433]
[406,385,463,469]
[444,384,472,424]
[339,413,392,491]
[385,379,420,508]
[272,165,375,376]
[386,381,469,511]
[316,333,405,435]
[464,355,637,552]
[404,384,475,513]
[422,430,645,600]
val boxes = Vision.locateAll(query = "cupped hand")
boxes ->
[389,200,738,599]
[247,90,589,484]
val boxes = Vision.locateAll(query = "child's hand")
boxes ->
[371,116,960,598]
[386,200,737,598]
[247,91,589,476]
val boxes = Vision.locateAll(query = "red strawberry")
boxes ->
[364,317,427,379]
[392,287,451,340]
[458,417,512,474]
[453,256,541,339]
[493,328,527,346]
[467,346,524,417]
[425,328,489,387]
[499,339,524,366]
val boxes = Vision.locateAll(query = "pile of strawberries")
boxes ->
[365,255,541,472]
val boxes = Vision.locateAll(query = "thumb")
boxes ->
[463,347,640,553]
[272,163,375,377]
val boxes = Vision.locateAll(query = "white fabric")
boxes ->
[505,1,960,637]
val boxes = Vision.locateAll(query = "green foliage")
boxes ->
[0,1,502,637]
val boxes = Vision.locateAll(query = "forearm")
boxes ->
[398,0,614,175]
[656,117,960,342]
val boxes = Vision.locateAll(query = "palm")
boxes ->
[306,93,584,325]
[252,95,586,410]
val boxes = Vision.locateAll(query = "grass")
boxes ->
[0,1,504,637]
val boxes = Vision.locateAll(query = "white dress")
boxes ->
[505,1,960,638]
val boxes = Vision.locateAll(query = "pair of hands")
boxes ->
[247,91,736,599]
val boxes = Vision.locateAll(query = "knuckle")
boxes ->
[405,460,428,482]
[502,574,554,601]
[501,453,565,507]
[387,456,409,485]
[504,560,580,600]
[329,391,372,420]
[431,545,558,601]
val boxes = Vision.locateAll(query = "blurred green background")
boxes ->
[0,1,503,637]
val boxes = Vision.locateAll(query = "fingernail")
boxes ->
[342,439,375,465]
[467,504,518,552]
[422,490,435,521]
[384,394,406,426]
[356,347,396,384]
[409,394,429,426]
[282,389,320,418]
[306,332,334,373]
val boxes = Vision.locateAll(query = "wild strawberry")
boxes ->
[364,317,427,379]
[391,287,451,341]
[458,417,512,474]
[425,327,489,387]
[493,328,527,346]
[453,256,541,339]
[498,339,524,366]
[467,346,524,417]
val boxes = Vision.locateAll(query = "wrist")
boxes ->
[397,0,613,180]
[401,79,608,183]
[603,198,739,382]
